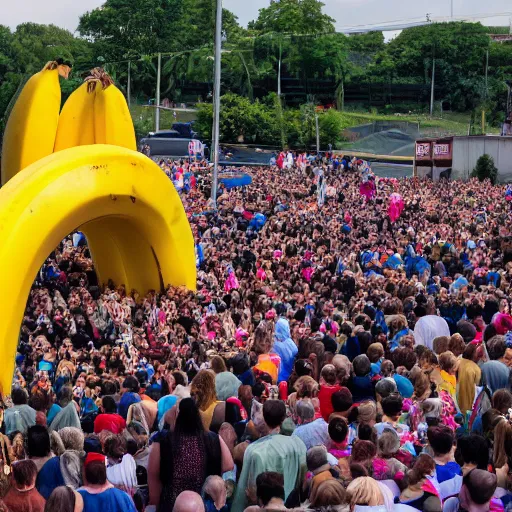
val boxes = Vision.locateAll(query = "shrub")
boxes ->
[471,153,498,184]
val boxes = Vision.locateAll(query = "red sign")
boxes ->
[415,142,431,160]
[433,142,452,160]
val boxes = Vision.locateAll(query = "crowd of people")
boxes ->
[3,152,512,512]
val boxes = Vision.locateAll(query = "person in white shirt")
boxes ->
[413,303,450,351]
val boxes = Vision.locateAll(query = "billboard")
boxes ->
[433,142,452,160]
[415,142,431,160]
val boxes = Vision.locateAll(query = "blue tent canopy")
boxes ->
[219,173,252,189]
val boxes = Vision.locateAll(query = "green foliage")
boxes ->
[383,22,492,111]
[195,102,213,141]
[195,93,280,145]
[11,23,92,73]
[78,0,183,61]
[347,32,385,54]
[0,23,93,139]
[196,94,354,149]
[298,103,316,148]
[132,114,155,140]
[472,153,498,184]
[1,0,512,145]
[319,109,346,147]
[249,0,335,34]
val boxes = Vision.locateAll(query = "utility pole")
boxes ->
[155,53,161,132]
[277,39,282,98]
[211,0,223,206]
[451,0,453,19]
[127,60,131,109]
[430,57,436,117]
[485,49,489,99]
[315,114,320,154]
[276,38,286,150]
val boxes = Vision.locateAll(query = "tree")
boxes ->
[250,0,334,34]
[384,22,491,110]
[10,23,93,74]
[78,0,183,61]
[0,26,13,82]
[195,93,281,145]
[249,0,339,104]
[472,154,498,184]
[78,0,245,104]
[347,31,385,54]
[319,108,345,147]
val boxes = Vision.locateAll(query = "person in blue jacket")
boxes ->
[272,306,298,383]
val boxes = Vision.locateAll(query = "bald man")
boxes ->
[172,491,205,512]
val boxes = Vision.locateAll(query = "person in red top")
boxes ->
[317,364,342,422]
[94,396,126,434]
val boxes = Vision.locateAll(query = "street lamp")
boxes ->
[211,0,223,207]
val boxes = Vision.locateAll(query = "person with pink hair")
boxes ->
[388,193,405,223]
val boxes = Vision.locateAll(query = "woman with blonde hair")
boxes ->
[190,370,245,433]
[190,370,219,431]
[448,333,466,357]
[346,477,386,511]
[437,351,459,403]
[457,343,482,415]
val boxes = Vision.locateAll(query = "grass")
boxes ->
[339,110,500,136]
[129,101,499,147]
[130,102,477,138]
[340,111,467,136]
[130,104,197,133]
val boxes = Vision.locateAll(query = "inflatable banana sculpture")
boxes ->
[93,69,137,150]
[0,145,196,395]
[54,78,99,151]
[1,61,68,185]
[0,66,196,395]
[54,69,136,152]
[53,69,139,295]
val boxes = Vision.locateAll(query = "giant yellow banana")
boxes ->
[54,70,144,292]
[54,78,99,152]
[0,144,196,394]
[1,62,62,185]
[93,70,136,150]
[82,216,162,294]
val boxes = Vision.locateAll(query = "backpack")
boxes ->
[468,383,492,431]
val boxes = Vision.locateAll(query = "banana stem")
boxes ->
[85,78,101,94]
[43,61,71,79]
[43,61,59,71]
[58,65,71,79]
[89,68,114,90]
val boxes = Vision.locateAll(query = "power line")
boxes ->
[336,11,512,33]
[68,12,512,76]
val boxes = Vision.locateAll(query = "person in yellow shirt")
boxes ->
[437,351,459,409]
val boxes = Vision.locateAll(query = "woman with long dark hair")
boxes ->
[147,398,233,512]
[45,486,83,512]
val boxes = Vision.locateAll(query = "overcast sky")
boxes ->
[3,0,511,34]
